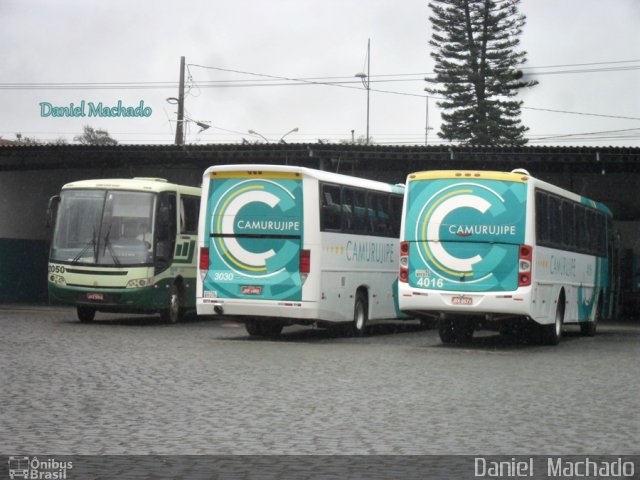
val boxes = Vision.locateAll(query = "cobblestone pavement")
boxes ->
[1,305,638,455]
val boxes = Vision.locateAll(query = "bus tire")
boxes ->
[245,319,262,336]
[581,297,601,337]
[161,284,183,324]
[77,306,96,323]
[541,296,564,345]
[352,291,369,336]
[438,317,473,344]
[261,321,284,338]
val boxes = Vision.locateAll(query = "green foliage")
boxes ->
[74,125,118,145]
[426,0,538,145]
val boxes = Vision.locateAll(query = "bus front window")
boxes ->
[50,190,105,264]
[50,189,157,266]
[97,191,156,266]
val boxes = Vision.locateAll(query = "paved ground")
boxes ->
[1,305,638,455]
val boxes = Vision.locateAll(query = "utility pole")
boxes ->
[175,56,185,145]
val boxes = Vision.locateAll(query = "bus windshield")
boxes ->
[51,189,157,266]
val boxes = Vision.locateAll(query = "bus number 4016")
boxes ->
[416,277,444,288]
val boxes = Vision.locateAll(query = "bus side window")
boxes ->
[180,195,200,235]
[548,194,562,248]
[368,192,392,236]
[155,192,177,273]
[350,188,369,233]
[389,194,403,238]
[561,200,576,249]
[576,205,588,252]
[320,183,342,231]
[535,190,549,245]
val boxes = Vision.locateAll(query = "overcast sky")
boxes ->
[2,0,639,146]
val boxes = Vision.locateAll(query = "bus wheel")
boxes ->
[581,298,601,337]
[438,317,473,344]
[261,321,284,338]
[77,306,96,323]
[245,319,262,336]
[352,291,369,336]
[541,298,564,345]
[161,285,183,324]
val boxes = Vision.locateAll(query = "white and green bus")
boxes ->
[399,169,619,345]
[47,178,201,323]
[196,164,405,336]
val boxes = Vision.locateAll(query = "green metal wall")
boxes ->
[0,238,49,303]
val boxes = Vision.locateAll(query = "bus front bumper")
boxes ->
[48,281,172,313]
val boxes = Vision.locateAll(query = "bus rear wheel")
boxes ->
[581,297,601,337]
[438,317,474,344]
[541,297,564,345]
[77,306,96,322]
[352,291,369,336]
[245,319,283,337]
[160,285,183,324]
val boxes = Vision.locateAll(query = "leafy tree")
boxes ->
[15,133,41,145]
[426,0,538,145]
[74,125,118,145]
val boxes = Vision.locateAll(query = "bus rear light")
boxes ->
[300,249,311,274]
[199,247,209,271]
[518,244,532,287]
[399,241,409,283]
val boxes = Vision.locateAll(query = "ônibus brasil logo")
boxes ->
[413,180,525,285]
[209,177,302,278]
[8,456,73,479]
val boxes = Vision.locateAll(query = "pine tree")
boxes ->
[426,0,537,145]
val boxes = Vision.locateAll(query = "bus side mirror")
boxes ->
[46,195,61,229]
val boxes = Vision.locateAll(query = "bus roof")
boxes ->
[61,177,200,195]
[407,169,612,216]
[203,164,404,194]
[408,170,531,183]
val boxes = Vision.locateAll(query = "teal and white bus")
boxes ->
[399,169,619,345]
[196,164,405,336]
[47,178,201,323]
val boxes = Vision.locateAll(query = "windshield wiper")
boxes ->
[71,225,97,264]
[101,224,121,267]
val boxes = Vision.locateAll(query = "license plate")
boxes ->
[451,295,472,305]
[86,292,104,301]
[241,286,262,295]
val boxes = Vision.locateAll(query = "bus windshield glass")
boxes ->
[51,189,157,266]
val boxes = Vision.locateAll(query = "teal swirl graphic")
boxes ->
[406,179,527,292]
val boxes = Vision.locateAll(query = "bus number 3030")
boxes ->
[214,272,234,282]
[416,277,444,288]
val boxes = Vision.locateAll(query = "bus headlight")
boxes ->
[49,274,66,285]
[126,277,154,288]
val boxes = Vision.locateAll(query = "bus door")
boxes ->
[203,172,304,301]
[404,177,527,293]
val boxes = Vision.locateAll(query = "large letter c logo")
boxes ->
[426,194,490,272]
